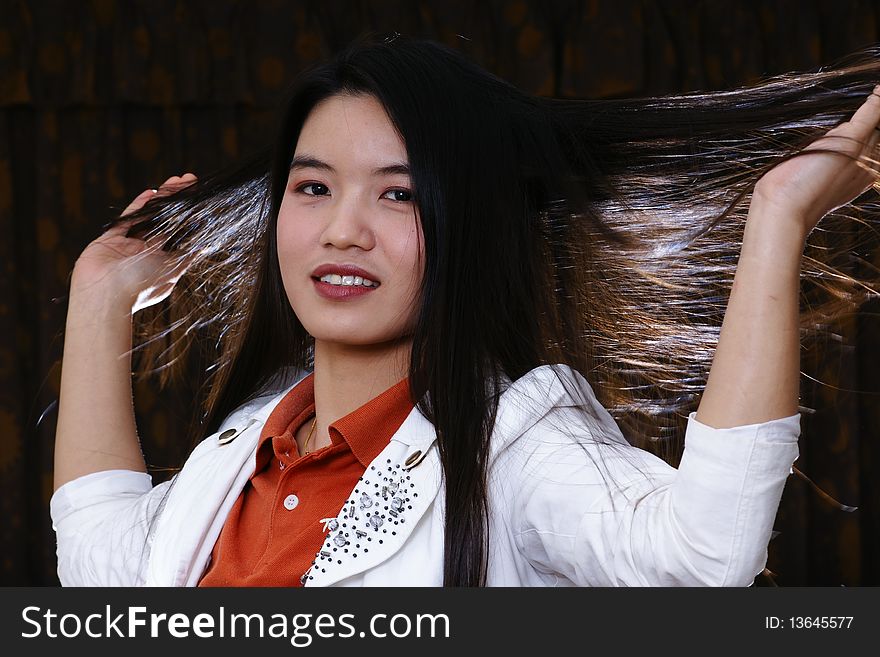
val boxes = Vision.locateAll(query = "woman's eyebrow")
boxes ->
[290,154,410,177]
[290,155,333,173]
[373,163,411,177]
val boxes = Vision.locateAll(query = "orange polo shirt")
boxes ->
[198,372,414,587]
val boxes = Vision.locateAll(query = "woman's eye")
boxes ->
[297,183,330,196]
[383,189,413,202]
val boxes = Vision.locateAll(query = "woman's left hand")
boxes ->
[752,83,880,239]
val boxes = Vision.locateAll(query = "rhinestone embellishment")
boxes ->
[309,457,419,581]
[319,517,339,533]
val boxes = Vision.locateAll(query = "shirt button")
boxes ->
[283,494,299,510]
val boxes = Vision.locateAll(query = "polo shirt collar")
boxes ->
[258,372,416,468]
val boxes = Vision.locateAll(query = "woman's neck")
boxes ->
[304,337,412,451]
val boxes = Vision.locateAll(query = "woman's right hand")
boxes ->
[70,173,197,313]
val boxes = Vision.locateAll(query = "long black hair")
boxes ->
[118,33,880,586]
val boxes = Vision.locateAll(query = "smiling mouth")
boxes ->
[312,273,381,288]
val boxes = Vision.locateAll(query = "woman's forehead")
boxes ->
[294,94,409,172]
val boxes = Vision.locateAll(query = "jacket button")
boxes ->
[217,428,238,445]
[404,450,422,466]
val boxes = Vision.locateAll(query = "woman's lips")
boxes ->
[311,264,381,282]
[312,278,380,300]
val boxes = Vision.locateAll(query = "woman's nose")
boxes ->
[319,196,376,250]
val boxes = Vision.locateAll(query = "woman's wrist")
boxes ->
[67,282,133,325]
[743,196,810,256]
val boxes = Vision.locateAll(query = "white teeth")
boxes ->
[318,273,379,287]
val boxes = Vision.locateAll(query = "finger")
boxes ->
[156,175,183,191]
[158,173,198,192]
[114,172,198,238]
[119,174,184,217]
[124,173,198,215]
[860,124,880,171]
[846,84,880,133]
[121,188,159,217]
[868,124,880,151]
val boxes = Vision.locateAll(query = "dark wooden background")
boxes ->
[1,0,878,586]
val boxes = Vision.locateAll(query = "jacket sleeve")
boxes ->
[47,378,298,588]
[50,469,174,586]
[513,409,800,586]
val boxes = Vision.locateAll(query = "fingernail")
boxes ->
[150,188,159,193]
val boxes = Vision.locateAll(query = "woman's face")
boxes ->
[277,93,424,347]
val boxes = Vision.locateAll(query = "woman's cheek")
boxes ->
[275,227,302,296]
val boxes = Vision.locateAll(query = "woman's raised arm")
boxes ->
[53,174,196,491]
[695,86,880,429]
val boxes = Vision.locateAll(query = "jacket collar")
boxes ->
[303,404,441,587]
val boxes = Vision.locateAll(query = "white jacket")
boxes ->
[50,364,800,587]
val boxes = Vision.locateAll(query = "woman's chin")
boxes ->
[308,331,413,351]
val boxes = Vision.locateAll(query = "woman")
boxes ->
[51,34,880,586]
